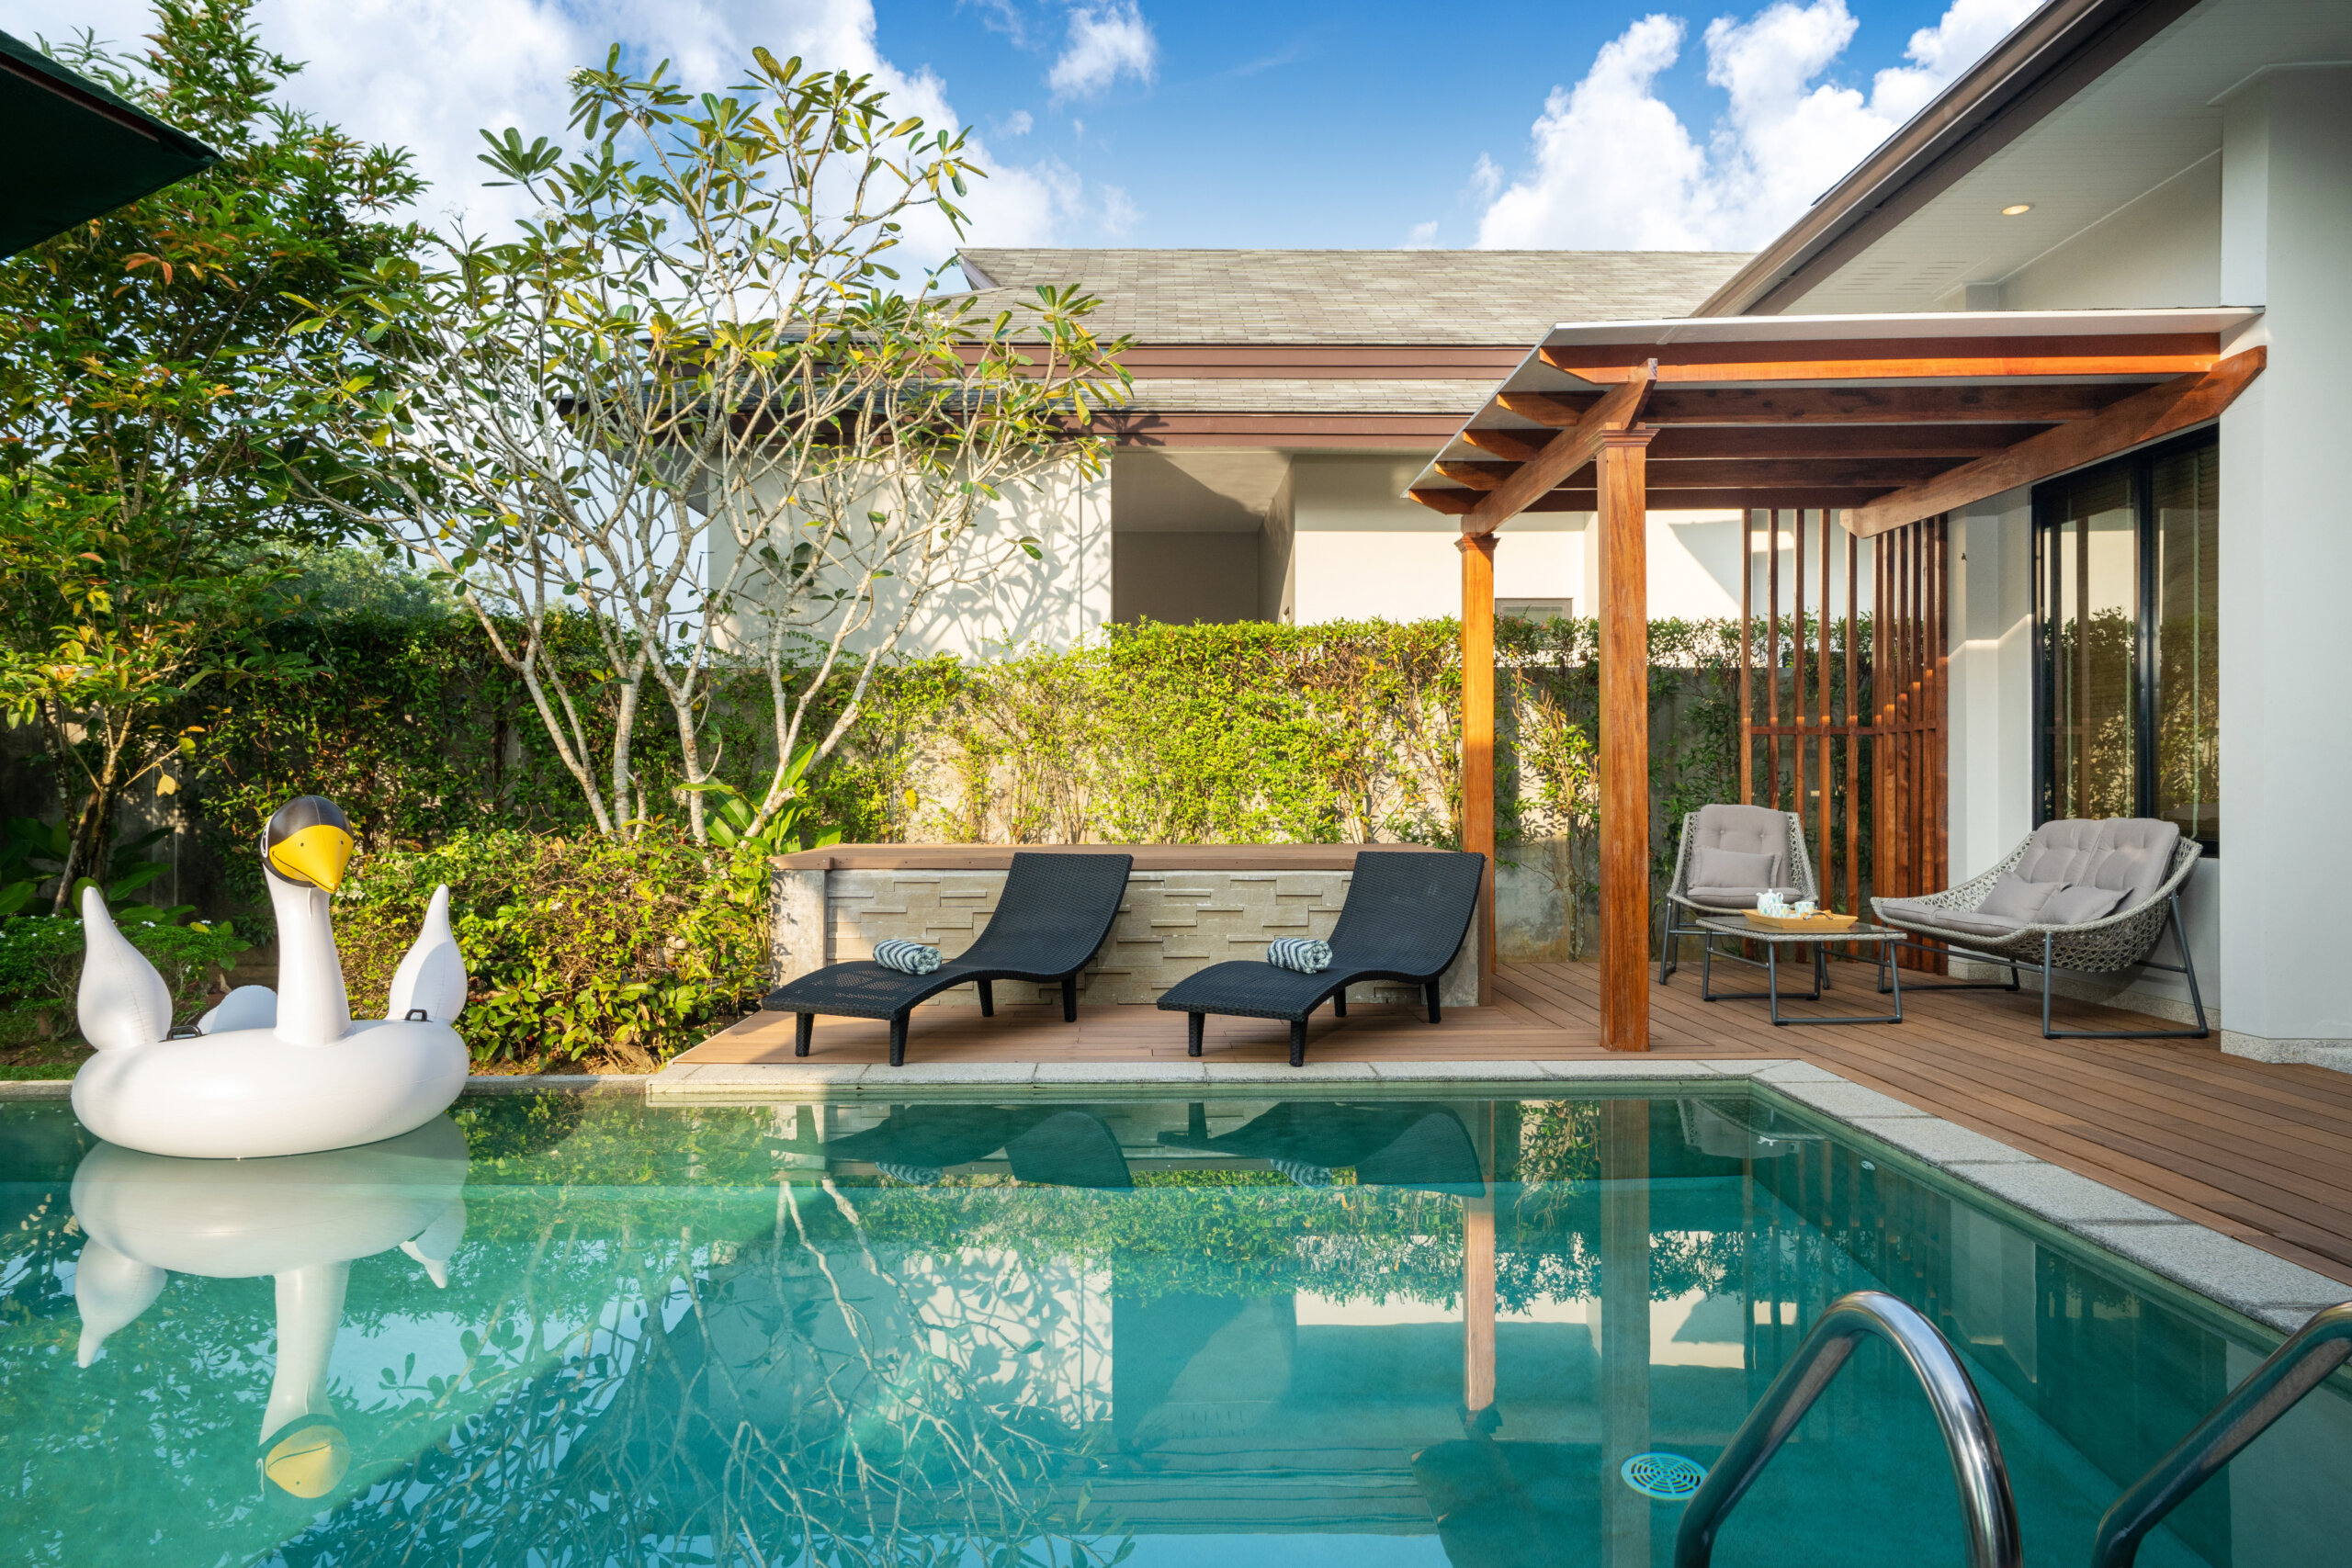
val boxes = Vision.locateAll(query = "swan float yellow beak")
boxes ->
[262,1420,351,1497]
[263,796,355,892]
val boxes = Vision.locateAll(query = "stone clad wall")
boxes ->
[770,863,1479,1009]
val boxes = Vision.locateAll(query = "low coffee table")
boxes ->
[1691,915,1905,1025]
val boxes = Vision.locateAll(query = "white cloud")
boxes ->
[1000,108,1035,136]
[14,0,1107,268]
[1474,0,2038,251]
[1048,1,1157,100]
[1100,184,1140,236]
[1470,153,1504,201]
[1403,220,1441,249]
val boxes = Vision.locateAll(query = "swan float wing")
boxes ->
[75,886,173,1051]
[386,885,468,1022]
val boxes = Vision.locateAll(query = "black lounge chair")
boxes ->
[1155,849,1485,1066]
[826,1105,1133,1189]
[1158,1100,1484,1194]
[761,850,1132,1066]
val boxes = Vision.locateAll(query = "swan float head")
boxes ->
[263,795,355,894]
[71,795,470,1159]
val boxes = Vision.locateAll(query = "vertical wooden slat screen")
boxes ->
[1739,510,1755,805]
[1736,510,1949,971]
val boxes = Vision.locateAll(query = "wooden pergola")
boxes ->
[1408,309,2263,1051]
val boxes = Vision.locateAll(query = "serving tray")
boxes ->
[1744,909,1860,933]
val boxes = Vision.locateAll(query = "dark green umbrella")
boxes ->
[0,28,219,257]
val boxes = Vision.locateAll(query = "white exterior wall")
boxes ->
[1287,454,1764,626]
[2214,66,2352,1066]
[717,461,1111,659]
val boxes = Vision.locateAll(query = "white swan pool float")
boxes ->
[70,1118,469,1497]
[72,795,469,1159]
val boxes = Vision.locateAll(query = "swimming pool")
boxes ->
[1,1088,2345,1566]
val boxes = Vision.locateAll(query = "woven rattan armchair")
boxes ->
[1156,849,1484,1066]
[1660,804,1819,986]
[761,850,1132,1066]
[1870,820,2206,1039]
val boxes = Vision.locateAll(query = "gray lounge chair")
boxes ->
[1660,804,1818,986]
[1870,818,2206,1039]
[1155,849,1485,1067]
[761,850,1133,1066]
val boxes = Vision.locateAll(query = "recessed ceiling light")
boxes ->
[2001,203,2033,216]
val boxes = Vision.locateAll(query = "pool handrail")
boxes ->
[2091,1299,2352,1568]
[1673,1289,2021,1568]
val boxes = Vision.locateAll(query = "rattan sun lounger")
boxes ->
[760,850,1132,1066]
[1155,849,1485,1066]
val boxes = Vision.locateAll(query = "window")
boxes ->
[1498,597,1573,622]
[2032,429,2220,849]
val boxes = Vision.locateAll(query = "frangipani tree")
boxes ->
[298,49,1130,841]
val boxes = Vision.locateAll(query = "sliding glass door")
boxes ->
[2032,429,2220,849]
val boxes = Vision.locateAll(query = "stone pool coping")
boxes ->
[8,1060,2343,1334]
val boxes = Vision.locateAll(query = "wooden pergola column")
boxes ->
[1598,430,1655,1052]
[1458,533,1498,1006]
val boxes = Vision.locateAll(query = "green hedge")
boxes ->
[0,916,250,1017]
[334,829,771,1070]
[156,610,1874,1062]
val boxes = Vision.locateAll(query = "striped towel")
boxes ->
[1266,937,1332,974]
[873,938,943,975]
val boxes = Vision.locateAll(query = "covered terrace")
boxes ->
[1401,307,2263,1051]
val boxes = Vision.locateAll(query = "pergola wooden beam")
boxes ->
[1415,482,1900,515]
[1461,366,1654,536]
[1595,429,1655,1053]
[1849,347,2267,536]
[1496,384,2141,428]
[1541,332,2219,383]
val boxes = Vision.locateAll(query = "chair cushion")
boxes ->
[1690,846,1780,891]
[2042,883,2127,925]
[1690,804,1790,883]
[1876,897,2026,941]
[1687,885,1804,911]
[1977,875,2064,922]
[2013,818,2179,909]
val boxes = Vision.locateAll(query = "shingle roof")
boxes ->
[955,248,1755,346]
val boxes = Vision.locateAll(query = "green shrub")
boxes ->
[0,916,251,1021]
[333,829,771,1070]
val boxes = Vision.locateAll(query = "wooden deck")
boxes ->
[679,958,2352,1289]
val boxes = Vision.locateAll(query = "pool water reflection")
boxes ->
[0,1089,2345,1566]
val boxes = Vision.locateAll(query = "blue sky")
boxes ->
[17,0,2037,261]
[868,0,1975,249]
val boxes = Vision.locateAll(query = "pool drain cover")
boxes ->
[1622,1452,1707,1501]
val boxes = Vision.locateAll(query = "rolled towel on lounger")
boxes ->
[873,938,943,975]
[1266,937,1332,974]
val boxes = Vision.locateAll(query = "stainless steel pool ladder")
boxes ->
[1674,1289,2022,1568]
[2091,1300,2352,1568]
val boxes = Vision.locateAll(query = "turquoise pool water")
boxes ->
[2,1089,2346,1566]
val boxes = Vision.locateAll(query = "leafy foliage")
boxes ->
[333,829,771,1068]
[0,914,248,1015]
[0,3,423,905]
